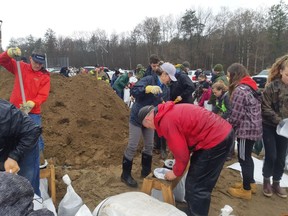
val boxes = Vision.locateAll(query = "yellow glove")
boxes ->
[7,47,21,58]
[174,96,182,103]
[20,100,35,115]
[145,85,162,94]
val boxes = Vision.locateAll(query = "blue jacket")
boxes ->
[0,99,41,168]
[130,74,170,126]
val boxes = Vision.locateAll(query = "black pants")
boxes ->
[237,138,255,190]
[262,124,288,181]
[185,130,234,216]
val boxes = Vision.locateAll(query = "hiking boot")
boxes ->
[263,178,273,197]
[232,182,257,194]
[272,181,287,198]
[228,187,252,200]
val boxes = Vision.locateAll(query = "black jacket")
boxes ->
[170,71,195,103]
[0,99,41,166]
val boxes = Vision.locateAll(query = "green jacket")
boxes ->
[112,73,130,92]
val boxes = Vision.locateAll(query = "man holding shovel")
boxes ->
[0,47,50,187]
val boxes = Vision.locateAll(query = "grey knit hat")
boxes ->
[138,105,155,124]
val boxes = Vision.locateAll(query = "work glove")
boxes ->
[20,100,35,115]
[145,85,162,95]
[7,47,21,58]
[174,96,182,103]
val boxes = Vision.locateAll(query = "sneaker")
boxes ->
[228,187,252,200]
[232,182,257,194]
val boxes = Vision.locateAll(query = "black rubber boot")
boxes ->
[121,156,138,188]
[160,141,167,160]
[141,153,152,178]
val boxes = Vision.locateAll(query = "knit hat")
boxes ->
[182,61,190,69]
[138,105,155,124]
[213,64,223,72]
[160,62,177,81]
[136,64,144,69]
[202,81,210,89]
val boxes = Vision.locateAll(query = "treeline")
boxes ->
[5,1,288,75]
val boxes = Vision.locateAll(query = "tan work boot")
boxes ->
[263,178,273,197]
[228,187,252,200]
[272,181,287,198]
[232,182,257,194]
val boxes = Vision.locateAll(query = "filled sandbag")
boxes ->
[92,192,186,216]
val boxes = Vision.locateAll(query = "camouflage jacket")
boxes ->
[262,79,288,127]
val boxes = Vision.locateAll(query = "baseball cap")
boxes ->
[136,64,143,69]
[160,62,177,81]
[31,53,45,65]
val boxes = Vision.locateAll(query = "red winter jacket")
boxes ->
[154,102,232,176]
[0,52,50,114]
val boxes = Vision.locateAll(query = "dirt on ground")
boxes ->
[0,69,287,216]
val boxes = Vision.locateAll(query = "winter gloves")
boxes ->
[145,85,162,94]
[20,100,35,115]
[7,47,21,58]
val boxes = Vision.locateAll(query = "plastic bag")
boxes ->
[219,205,234,216]
[58,174,83,216]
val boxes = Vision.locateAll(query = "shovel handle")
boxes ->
[15,57,26,104]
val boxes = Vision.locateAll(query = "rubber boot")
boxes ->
[272,180,287,198]
[121,156,138,188]
[232,182,257,194]
[160,141,167,160]
[141,153,152,178]
[227,187,252,200]
[263,177,273,197]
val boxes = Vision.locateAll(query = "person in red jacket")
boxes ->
[0,47,50,195]
[139,102,234,216]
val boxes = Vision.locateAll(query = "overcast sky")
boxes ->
[0,0,283,49]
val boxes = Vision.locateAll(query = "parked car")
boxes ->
[47,67,61,73]
[203,70,212,82]
[252,69,269,88]
[188,70,197,83]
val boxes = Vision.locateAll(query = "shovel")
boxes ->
[15,57,26,104]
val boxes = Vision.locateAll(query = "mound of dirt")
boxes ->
[1,69,287,216]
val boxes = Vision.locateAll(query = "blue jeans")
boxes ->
[18,143,40,196]
[29,114,45,151]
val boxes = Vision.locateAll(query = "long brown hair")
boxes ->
[267,54,288,85]
[227,63,249,96]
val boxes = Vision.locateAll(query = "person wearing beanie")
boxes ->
[182,61,191,73]
[139,102,234,216]
[208,64,229,106]
[120,62,176,188]
[135,64,146,80]
[198,81,212,107]
[170,63,195,104]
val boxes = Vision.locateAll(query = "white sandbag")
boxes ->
[58,174,83,216]
[204,101,212,111]
[33,194,43,210]
[40,178,50,201]
[75,204,92,216]
[92,192,186,216]
[173,172,187,202]
[123,88,130,104]
[43,198,57,216]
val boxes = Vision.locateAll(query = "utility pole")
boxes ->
[0,20,3,52]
